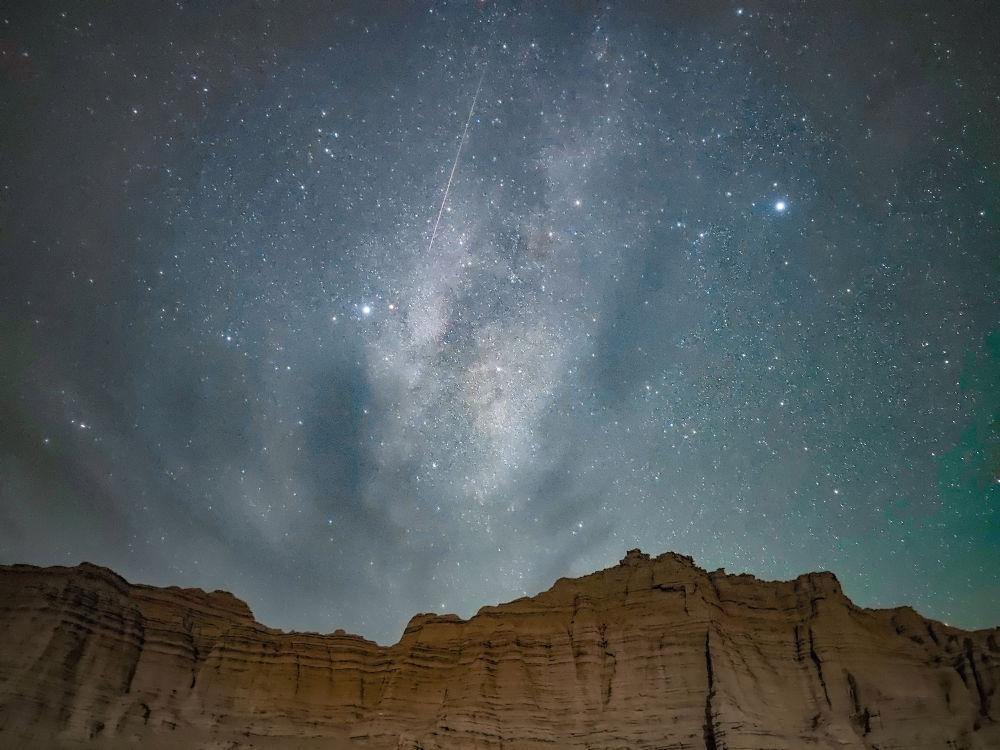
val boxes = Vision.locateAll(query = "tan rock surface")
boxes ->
[0,550,997,749]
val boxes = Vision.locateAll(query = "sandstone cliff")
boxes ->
[0,550,996,749]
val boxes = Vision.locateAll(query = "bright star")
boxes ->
[361,305,372,316]
[775,200,787,212]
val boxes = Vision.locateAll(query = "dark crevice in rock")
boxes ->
[810,596,824,618]
[860,707,872,734]
[964,638,991,718]
[599,623,616,707]
[718,601,781,612]
[809,628,831,708]
[123,622,145,694]
[956,660,970,687]
[846,671,872,735]
[708,576,723,605]
[927,623,941,646]
[704,630,719,750]
[847,671,861,714]
[184,621,200,690]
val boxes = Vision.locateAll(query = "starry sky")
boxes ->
[2,1,998,645]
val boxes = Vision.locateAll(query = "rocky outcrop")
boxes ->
[0,550,997,749]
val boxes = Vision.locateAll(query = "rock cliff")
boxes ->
[0,550,996,749]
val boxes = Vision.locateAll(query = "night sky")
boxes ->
[2,1,998,645]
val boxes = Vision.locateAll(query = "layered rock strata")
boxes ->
[0,550,997,749]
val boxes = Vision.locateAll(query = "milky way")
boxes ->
[2,1,997,644]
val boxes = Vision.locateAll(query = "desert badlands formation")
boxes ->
[0,549,996,749]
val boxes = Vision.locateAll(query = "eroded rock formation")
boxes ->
[0,550,997,749]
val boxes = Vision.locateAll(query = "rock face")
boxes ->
[0,551,997,749]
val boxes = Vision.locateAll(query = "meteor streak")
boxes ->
[426,62,487,256]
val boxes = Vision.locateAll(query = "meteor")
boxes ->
[426,61,487,256]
